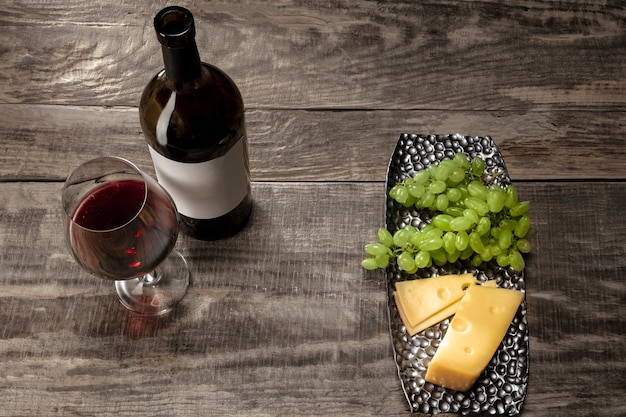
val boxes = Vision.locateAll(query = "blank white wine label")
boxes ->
[148,139,249,219]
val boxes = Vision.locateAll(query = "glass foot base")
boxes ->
[115,251,190,316]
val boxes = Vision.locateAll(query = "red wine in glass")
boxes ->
[69,178,177,279]
[63,157,189,316]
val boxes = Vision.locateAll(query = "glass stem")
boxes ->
[130,270,161,297]
[142,270,162,286]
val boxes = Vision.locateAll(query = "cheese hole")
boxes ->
[437,287,451,301]
[464,346,474,354]
[451,317,471,334]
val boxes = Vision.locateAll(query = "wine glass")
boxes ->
[62,156,190,316]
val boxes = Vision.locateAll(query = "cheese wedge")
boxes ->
[394,273,480,336]
[425,285,524,392]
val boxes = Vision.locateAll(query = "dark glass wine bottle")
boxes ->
[139,6,252,240]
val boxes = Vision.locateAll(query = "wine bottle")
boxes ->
[139,6,252,240]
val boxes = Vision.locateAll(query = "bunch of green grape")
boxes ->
[362,153,531,273]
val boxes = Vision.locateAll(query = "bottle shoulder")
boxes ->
[142,63,242,98]
[139,63,246,163]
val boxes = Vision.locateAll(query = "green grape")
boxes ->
[410,230,424,247]
[435,194,449,211]
[408,183,426,198]
[365,243,390,256]
[432,214,453,232]
[445,206,465,217]
[398,252,417,273]
[420,223,437,235]
[388,184,399,198]
[393,228,410,247]
[498,229,513,251]
[427,164,438,178]
[428,201,439,212]
[446,187,463,202]
[471,157,485,176]
[447,249,461,263]
[509,201,530,217]
[463,208,479,225]
[464,196,489,216]
[431,248,448,266]
[488,242,503,256]
[420,236,444,251]
[422,225,444,240]
[455,230,470,251]
[406,264,419,274]
[404,224,418,236]
[469,231,486,254]
[487,187,506,213]
[457,184,469,200]
[390,184,408,203]
[409,229,422,247]
[460,246,474,260]
[496,253,510,267]
[439,159,457,171]
[443,231,457,255]
[471,254,483,268]
[361,258,379,270]
[413,170,430,185]
[509,249,525,271]
[377,228,393,247]
[515,214,531,238]
[516,238,532,253]
[480,246,493,262]
[418,191,435,208]
[375,254,390,268]
[404,227,420,248]
[475,217,491,236]
[414,250,431,269]
[453,152,470,170]
[448,169,465,184]
[449,216,473,232]
[434,164,450,182]
[504,186,518,208]
[500,218,517,231]
[428,180,447,194]
[402,195,417,208]
[468,180,489,200]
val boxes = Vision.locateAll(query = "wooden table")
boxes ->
[1,1,625,416]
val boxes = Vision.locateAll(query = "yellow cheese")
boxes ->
[394,273,479,336]
[424,285,524,392]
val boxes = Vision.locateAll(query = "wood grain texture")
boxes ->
[1,0,625,415]
[1,181,625,416]
[1,104,625,182]
[0,0,624,110]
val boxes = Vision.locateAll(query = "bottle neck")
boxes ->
[161,43,203,85]
[154,6,203,86]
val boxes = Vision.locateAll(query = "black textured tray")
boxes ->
[385,133,529,415]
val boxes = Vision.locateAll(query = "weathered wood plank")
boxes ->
[518,181,626,417]
[1,0,625,415]
[1,104,625,182]
[1,181,624,416]
[0,0,624,110]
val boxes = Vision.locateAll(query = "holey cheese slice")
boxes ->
[425,285,524,392]
[394,273,489,336]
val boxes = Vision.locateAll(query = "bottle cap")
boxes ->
[154,6,196,48]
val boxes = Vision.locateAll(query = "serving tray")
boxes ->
[385,134,528,415]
